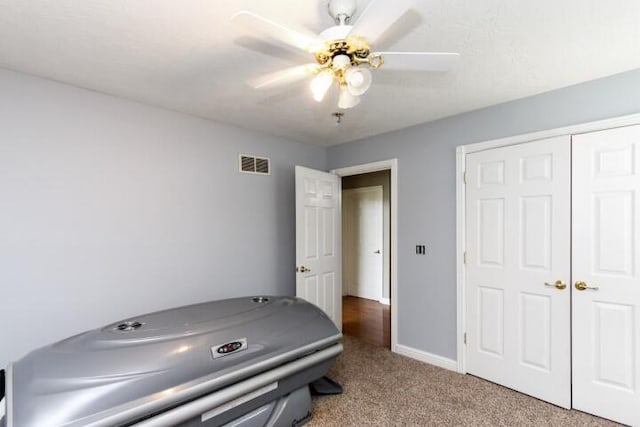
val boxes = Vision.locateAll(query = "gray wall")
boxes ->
[0,69,326,368]
[327,68,640,360]
[342,171,391,300]
[3,66,639,369]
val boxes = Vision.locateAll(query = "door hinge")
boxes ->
[464,333,467,345]
[463,171,467,184]
[463,251,467,264]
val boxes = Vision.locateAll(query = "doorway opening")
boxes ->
[341,170,391,349]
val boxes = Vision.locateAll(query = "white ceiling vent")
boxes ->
[239,154,270,175]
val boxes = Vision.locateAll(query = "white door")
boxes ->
[466,136,571,408]
[295,166,341,329]
[343,186,383,301]
[572,125,640,426]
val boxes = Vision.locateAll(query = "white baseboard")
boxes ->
[393,344,458,372]
[379,297,390,305]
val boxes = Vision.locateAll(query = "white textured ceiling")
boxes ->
[0,0,639,146]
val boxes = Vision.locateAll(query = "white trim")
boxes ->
[331,159,399,352]
[331,159,393,176]
[455,146,467,374]
[395,344,458,372]
[379,297,390,306]
[0,397,5,422]
[464,113,640,154]
[455,113,640,377]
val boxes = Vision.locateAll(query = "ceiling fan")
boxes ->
[231,0,459,109]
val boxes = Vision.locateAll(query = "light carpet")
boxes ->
[308,336,619,426]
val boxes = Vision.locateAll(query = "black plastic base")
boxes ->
[310,376,343,395]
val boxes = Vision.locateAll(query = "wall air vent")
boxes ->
[239,154,270,175]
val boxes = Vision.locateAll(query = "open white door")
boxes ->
[295,166,341,329]
[343,186,383,301]
[572,125,640,426]
[465,136,571,408]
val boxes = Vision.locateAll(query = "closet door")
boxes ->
[466,136,571,408]
[572,125,640,426]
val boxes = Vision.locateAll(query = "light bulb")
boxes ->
[345,67,372,96]
[332,54,351,70]
[310,70,334,102]
[338,84,360,109]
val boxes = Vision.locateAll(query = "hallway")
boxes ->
[342,296,390,349]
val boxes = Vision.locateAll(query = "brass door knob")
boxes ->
[575,281,599,291]
[544,280,567,290]
[296,266,311,273]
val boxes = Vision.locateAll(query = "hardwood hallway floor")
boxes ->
[342,296,391,349]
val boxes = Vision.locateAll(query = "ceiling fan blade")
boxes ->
[231,11,321,53]
[348,0,413,43]
[375,52,460,71]
[249,64,319,89]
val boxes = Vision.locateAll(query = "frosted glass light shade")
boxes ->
[332,54,351,70]
[345,67,372,96]
[338,84,360,109]
[310,70,334,102]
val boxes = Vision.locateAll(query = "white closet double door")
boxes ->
[465,125,640,426]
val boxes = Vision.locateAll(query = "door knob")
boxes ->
[296,266,311,273]
[374,250,381,254]
[544,280,567,290]
[575,281,599,291]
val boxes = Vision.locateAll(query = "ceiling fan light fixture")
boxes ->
[345,67,372,96]
[234,0,461,111]
[338,84,360,109]
[310,69,334,102]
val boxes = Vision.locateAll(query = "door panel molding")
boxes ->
[342,185,384,301]
[295,166,341,329]
[571,125,640,426]
[457,114,640,375]
[457,117,640,424]
[465,137,571,408]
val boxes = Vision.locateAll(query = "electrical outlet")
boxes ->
[415,245,426,255]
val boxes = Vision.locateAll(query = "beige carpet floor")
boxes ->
[308,336,620,426]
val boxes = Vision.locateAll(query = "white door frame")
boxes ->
[456,113,640,374]
[331,159,398,352]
